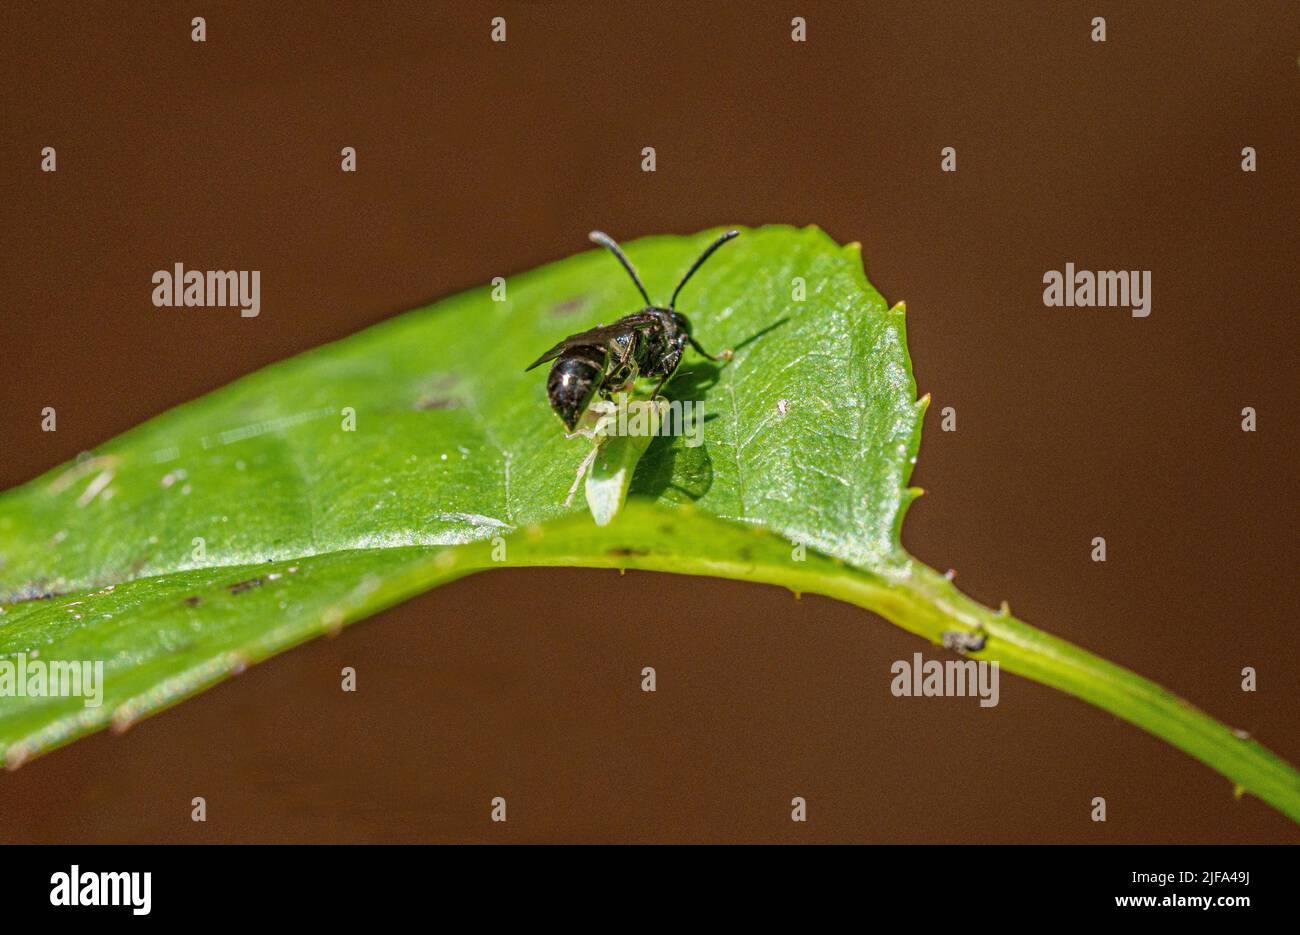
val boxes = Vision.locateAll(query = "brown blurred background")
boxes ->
[1,1,1297,842]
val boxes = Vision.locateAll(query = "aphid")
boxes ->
[526,229,738,431]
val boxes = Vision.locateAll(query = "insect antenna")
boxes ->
[589,231,653,306]
[669,230,739,310]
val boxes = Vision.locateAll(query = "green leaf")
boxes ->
[1,225,1297,825]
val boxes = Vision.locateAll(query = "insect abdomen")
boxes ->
[547,345,607,431]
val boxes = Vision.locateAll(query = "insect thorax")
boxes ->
[626,307,681,377]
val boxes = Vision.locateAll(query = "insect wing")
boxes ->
[524,312,662,371]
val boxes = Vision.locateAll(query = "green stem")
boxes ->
[492,534,1300,824]
[887,560,1300,823]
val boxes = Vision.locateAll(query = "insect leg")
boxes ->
[614,335,636,368]
[564,445,601,507]
[603,333,641,394]
[688,336,734,362]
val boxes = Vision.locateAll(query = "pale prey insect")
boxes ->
[526,230,738,431]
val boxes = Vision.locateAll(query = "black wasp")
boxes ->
[526,230,739,431]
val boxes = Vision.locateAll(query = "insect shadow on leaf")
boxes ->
[628,431,714,503]
[664,361,723,400]
[627,315,792,503]
[730,316,792,354]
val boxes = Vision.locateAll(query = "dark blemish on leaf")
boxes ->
[739,547,753,561]
[607,547,648,557]
[416,396,461,410]
[415,374,464,411]
[549,295,589,318]
[183,596,202,607]
[227,577,264,595]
